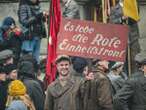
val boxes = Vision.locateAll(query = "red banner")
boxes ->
[57,18,129,62]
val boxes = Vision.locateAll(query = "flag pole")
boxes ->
[93,7,97,22]
[102,0,106,23]
[128,40,131,77]
[112,0,116,6]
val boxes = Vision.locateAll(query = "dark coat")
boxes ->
[22,77,45,110]
[44,75,85,110]
[114,71,146,110]
[18,2,45,39]
[107,72,126,96]
[0,80,9,110]
[83,69,113,110]
[109,3,123,24]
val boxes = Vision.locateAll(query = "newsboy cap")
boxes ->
[135,52,146,64]
[111,62,124,70]
[0,49,13,61]
[55,55,71,64]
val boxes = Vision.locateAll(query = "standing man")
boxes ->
[44,55,85,110]
[18,0,47,64]
[61,0,80,19]
[114,53,146,110]
[109,0,140,73]
[83,59,113,110]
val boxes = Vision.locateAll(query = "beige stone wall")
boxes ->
[139,5,146,52]
[0,2,146,56]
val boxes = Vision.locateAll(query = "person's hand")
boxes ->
[85,72,94,80]
[122,16,128,20]
[43,11,49,17]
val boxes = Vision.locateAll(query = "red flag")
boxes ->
[46,0,61,84]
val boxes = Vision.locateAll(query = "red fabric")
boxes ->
[46,0,61,84]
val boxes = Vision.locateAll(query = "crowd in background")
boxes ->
[1,0,146,110]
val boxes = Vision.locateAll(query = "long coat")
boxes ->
[114,71,146,110]
[83,69,113,110]
[22,77,45,110]
[44,75,85,110]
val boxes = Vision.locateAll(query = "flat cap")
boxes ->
[0,49,13,61]
[111,62,124,70]
[55,55,71,64]
[135,52,146,63]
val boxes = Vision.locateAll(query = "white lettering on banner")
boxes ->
[91,34,121,48]
[58,39,125,58]
[64,22,75,32]
[75,24,94,34]
[64,21,95,34]
[72,34,88,43]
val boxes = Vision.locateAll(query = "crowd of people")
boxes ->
[1,49,146,110]
[0,0,146,110]
[0,0,48,65]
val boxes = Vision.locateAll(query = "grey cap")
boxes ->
[0,49,13,61]
[55,55,71,64]
[135,52,146,63]
[111,62,124,70]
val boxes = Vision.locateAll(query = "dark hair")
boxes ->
[18,54,39,73]
[72,57,88,73]
[0,66,5,73]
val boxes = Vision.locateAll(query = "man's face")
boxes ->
[4,57,13,66]
[8,69,18,80]
[57,60,70,76]
[98,60,109,70]
[0,73,6,81]
[142,65,146,73]
[83,66,89,76]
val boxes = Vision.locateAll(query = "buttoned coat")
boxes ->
[83,69,113,110]
[44,75,85,110]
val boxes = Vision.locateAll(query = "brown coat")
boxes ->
[83,69,113,110]
[44,75,85,110]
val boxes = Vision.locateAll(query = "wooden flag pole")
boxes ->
[112,0,116,6]
[93,7,97,22]
[102,0,106,23]
[128,38,132,77]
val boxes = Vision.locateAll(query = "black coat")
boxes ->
[0,80,9,110]
[114,71,146,110]
[22,77,45,110]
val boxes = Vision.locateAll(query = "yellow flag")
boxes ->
[123,0,140,21]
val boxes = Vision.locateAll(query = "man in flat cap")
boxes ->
[0,49,13,66]
[114,53,146,110]
[83,59,113,110]
[44,55,85,110]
